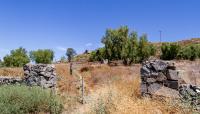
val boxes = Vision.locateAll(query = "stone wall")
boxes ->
[24,64,56,88]
[0,64,56,88]
[140,59,200,110]
[0,76,23,85]
[141,60,180,97]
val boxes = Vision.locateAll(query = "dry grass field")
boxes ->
[0,63,195,114]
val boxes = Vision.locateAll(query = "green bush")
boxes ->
[3,47,30,67]
[177,44,200,61]
[30,49,54,64]
[161,43,180,60]
[89,48,106,62]
[0,85,63,114]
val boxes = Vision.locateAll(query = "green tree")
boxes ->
[66,48,77,62]
[30,49,54,64]
[3,47,30,67]
[102,26,129,61]
[138,34,150,61]
[129,31,139,63]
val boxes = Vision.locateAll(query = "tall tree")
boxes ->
[102,26,129,61]
[66,48,77,62]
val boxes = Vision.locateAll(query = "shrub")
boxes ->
[3,47,30,67]
[161,43,180,60]
[30,49,54,64]
[89,48,106,62]
[0,85,63,114]
[177,44,200,61]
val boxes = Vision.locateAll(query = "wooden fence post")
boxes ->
[70,62,73,75]
[81,76,84,104]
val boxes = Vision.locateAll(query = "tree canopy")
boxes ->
[30,49,54,64]
[3,47,30,67]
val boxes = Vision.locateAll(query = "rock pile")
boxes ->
[0,76,23,85]
[179,84,200,110]
[23,64,56,88]
[141,60,180,97]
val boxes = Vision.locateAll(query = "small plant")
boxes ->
[0,85,63,114]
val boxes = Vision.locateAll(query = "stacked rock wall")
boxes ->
[23,64,56,88]
[0,76,23,85]
[141,60,180,97]
[141,59,200,110]
[0,64,56,88]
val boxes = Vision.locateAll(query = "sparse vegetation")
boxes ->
[0,85,63,114]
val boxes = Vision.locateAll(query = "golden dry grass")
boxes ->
[0,67,24,77]
[0,63,195,114]
[78,64,192,114]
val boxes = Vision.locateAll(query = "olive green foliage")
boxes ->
[66,48,77,62]
[0,85,63,114]
[30,49,54,64]
[161,43,180,60]
[90,26,156,64]
[177,44,200,61]
[3,47,30,67]
[89,48,106,62]
[138,34,156,62]
[161,43,200,61]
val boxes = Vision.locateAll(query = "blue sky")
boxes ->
[0,0,200,60]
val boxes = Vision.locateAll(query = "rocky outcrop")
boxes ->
[141,60,180,97]
[179,84,200,110]
[23,64,56,88]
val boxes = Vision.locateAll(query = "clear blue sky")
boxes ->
[0,0,200,60]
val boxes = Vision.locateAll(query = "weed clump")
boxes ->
[0,85,63,114]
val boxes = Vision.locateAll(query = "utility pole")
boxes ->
[159,30,162,43]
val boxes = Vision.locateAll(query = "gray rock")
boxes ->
[164,80,179,90]
[148,83,163,94]
[156,72,167,82]
[151,60,168,71]
[166,70,179,80]
[146,78,157,83]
